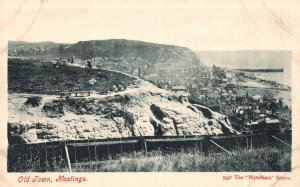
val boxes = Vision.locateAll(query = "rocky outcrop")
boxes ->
[43,101,64,118]
[8,74,236,144]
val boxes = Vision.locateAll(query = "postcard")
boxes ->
[0,0,300,187]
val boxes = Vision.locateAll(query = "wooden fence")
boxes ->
[7,133,291,171]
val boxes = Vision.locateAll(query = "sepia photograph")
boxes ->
[7,44,292,172]
[1,0,300,186]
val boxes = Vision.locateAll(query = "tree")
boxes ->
[18,49,25,55]
[87,61,92,68]
[58,44,65,54]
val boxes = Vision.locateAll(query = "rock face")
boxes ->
[8,80,237,144]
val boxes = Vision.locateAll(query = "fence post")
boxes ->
[37,148,41,167]
[29,144,33,161]
[271,135,291,147]
[200,141,202,154]
[236,137,240,149]
[52,148,56,170]
[94,146,97,161]
[60,143,63,163]
[64,145,72,172]
[144,141,148,154]
[101,146,103,160]
[87,146,91,161]
[210,140,231,155]
[45,145,48,163]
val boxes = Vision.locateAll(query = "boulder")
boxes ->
[42,101,64,118]
[24,96,42,107]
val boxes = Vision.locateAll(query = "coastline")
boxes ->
[235,71,291,108]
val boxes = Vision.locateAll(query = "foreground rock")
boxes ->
[8,80,236,144]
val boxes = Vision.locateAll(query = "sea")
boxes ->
[253,71,291,86]
[198,51,292,86]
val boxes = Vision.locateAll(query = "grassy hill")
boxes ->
[8,41,63,50]
[8,58,138,94]
[65,40,199,63]
[8,39,201,66]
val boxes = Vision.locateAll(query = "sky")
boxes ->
[197,50,291,69]
[5,0,292,51]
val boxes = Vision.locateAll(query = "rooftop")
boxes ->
[171,86,187,90]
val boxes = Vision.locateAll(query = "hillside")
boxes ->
[66,40,200,64]
[8,61,236,144]
[8,58,138,94]
[8,41,63,51]
[8,40,200,66]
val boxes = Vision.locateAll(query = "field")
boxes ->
[9,146,291,172]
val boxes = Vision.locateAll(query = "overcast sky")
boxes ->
[197,50,291,70]
[6,0,292,51]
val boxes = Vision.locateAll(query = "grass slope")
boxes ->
[73,147,291,172]
[8,59,138,94]
[9,147,291,172]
